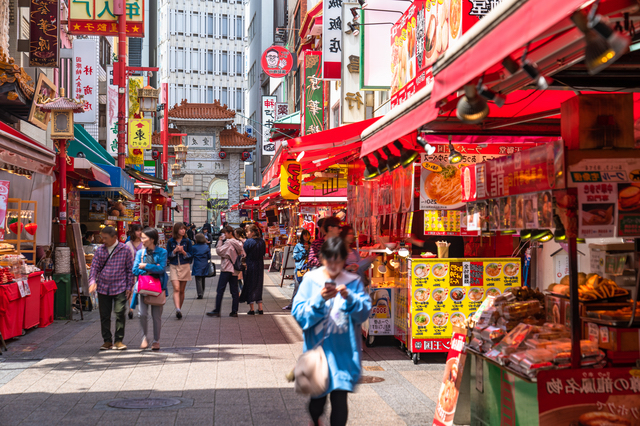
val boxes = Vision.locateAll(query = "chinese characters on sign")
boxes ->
[72,39,98,124]
[275,102,289,120]
[68,0,145,37]
[261,96,276,156]
[29,0,59,67]
[322,0,342,79]
[260,46,293,78]
[106,66,118,158]
[302,51,324,136]
[128,118,151,150]
[341,4,364,124]
[469,0,504,18]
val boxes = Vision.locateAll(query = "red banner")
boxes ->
[30,0,59,67]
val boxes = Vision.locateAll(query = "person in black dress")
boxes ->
[239,224,266,315]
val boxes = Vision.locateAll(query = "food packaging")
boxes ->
[524,338,551,350]
[523,349,555,364]
[499,300,542,320]
[436,241,450,258]
[494,323,536,355]
[480,326,506,343]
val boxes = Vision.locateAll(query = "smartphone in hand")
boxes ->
[324,281,336,292]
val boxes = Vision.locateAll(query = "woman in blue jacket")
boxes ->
[292,237,372,426]
[167,222,193,319]
[191,233,212,299]
[283,229,311,311]
[132,227,168,351]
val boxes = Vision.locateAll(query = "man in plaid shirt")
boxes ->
[89,226,134,350]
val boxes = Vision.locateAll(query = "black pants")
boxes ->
[309,391,348,426]
[195,276,206,297]
[215,272,239,313]
[98,291,127,343]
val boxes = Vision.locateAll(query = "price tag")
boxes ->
[23,281,31,296]
[587,323,599,344]
[17,281,26,297]
[599,326,609,343]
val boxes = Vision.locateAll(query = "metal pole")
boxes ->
[116,0,127,169]
[58,139,67,244]
[161,83,169,223]
[568,237,581,369]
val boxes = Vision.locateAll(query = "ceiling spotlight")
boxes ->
[357,0,368,7]
[382,146,402,171]
[456,85,489,124]
[350,7,360,20]
[502,56,520,75]
[478,85,506,107]
[448,141,462,164]
[522,61,550,90]
[346,22,359,36]
[501,230,517,235]
[76,182,85,189]
[520,229,532,241]
[373,151,389,175]
[577,237,586,244]
[417,135,436,155]
[532,229,553,242]
[393,141,419,167]
[553,215,566,242]
[362,156,379,180]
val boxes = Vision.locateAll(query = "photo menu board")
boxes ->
[409,258,521,343]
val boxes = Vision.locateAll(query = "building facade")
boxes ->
[157,0,247,131]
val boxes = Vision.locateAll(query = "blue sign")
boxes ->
[89,164,135,198]
[143,166,155,176]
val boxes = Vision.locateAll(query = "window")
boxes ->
[191,13,199,34]
[192,50,199,71]
[236,90,243,113]
[236,52,243,75]
[207,87,214,103]
[191,88,199,102]
[221,88,228,106]
[236,16,244,39]
[207,14,213,36]
[332,104,340,128]
[248,62,255,88]
[207,51,214,74]
[176,48,185,71]
[248,15,255,44]
[177,85,184,102]
[177,11,184,34]
[222,15,228,38]
[99,38,111,70]
[183,199,191,223]
[221,51,228,74]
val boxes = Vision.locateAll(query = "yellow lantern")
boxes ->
[281,160,301,200]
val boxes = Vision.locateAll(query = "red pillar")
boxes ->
[57,139,67,244]
[116,0,127,169]
[161,83,169,223]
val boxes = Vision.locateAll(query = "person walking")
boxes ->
[239,224,266,315]
[234,227,247,291]
[307,217,341,270]
[186,224,195,242]
[132,227,167,351]
[125,224,143,319]
[89,226,135,351]
[206,225,245,317]
[191,233,212,299]
[283,229,311,311]
[167,222,193,319]
[292,237,372,426]
[202,228,212,247]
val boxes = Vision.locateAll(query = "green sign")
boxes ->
[302,51,323,136]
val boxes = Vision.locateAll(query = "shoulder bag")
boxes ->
[291,307,329,397]
[232,242,245,272]
[207,259,217,277]
[138,252,162,297]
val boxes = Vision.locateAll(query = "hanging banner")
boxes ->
[261,46,294,78]
[106,66,118,157]
[342,2,365,124]
[128,118,152,150]
[128,76,144,118]
[29,0,59,67]
[322,0,342,80]
[302,51,324,136]
[432,330,468,426]
[72,39,98,124]
[68,0,145,37]
[281,160,301,200]
[261,96,276,155]
[0,181,10,241]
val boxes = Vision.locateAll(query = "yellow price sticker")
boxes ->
[422,162,443,173]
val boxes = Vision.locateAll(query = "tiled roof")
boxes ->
[220,126,257,147]
[168,99,236,120]
[37,97,85,112]
[151,129,183,146]
[0,58,34,99]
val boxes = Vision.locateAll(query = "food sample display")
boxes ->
[547,273,629,301]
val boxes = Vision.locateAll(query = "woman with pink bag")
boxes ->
[132,228,168,351]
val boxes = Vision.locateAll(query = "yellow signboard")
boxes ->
[409,258,521,340]
[128,118,151,150]
[281,160,301,200]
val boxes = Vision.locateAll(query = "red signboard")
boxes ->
[537,368,640,425]
[261,46,293,78]
[0,181,10,241]
[433,331,468,426]
[479,139,565,200]
[29,0,59,67]
[68,0,145,37]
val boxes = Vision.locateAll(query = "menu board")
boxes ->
[424,210,461,235]
[409,258,521,343]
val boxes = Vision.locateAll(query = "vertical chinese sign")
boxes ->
[275,102,289,120]
[126,76,145,166]
[68,0,145,37]
[261,96,276,156]
[322,0,342,79]
[106,66,118,157]
[72,39,98,124]
[29,0,59,67]
[302,51,324,136]
[128,118,152,150]
[341,2,364,124]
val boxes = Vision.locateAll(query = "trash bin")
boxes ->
[0,283,26,339]
[40,280,57,328]
[53,274,71,320]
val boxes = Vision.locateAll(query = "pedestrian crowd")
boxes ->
[89,216,371,426]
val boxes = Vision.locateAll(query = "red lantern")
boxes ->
[241,151,251,161]
[151,194,166,205]
[219,151,227,159]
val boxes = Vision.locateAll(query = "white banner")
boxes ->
[322,0,343,80]
[73,39,98,124]
[106,66,118,157]
[261,96,276,156]
[342,2,364,124]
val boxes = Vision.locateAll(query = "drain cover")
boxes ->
[107,398,182,409]
[363,366,384,371]
[359,375,385,384]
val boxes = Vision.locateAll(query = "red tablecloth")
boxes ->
[0,282,26,339]
[40,279,57,328]
[23,272,43,330]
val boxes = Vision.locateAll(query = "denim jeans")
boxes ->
[98,291,127,343]
[215,272,239,313]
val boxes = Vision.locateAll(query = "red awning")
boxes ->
[68,158,111,185]
[0,122,56,175]
[299,2,323,40]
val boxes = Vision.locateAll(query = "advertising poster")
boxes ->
[89,200,107,221]
[424,210,461,235]
[0,180,9,240]
[537,368,640,426]
[261,46,293,78]
[369,288,394,336]
[577,183,616,238]
[433,331,467,426]
[409,258,520,348]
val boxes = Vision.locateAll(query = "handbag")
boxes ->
[233,253,244,271]
[137,253,162,297]
[144,292,166,306]
[207,259,217,277]
[291,310,329,397]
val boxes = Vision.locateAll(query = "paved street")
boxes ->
[0,262,447,425]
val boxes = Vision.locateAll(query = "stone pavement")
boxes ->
[0,260,447,426]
